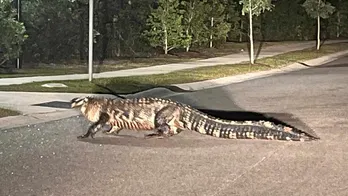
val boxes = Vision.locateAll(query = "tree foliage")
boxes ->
[225,0,242,41]
[326,0,348,38]
[205,0,231,48]
[302,0,335,19]
[0,0,347,66]
[180,0,209,51]
[239,0,273,17]
[143,0,191,54]
[0,0,27,66]
[262,0,316,41]
[22,0,83,62]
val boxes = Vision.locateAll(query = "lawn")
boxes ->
[0,41,291,78]
[0,42,347,94]
[0,107,21,118]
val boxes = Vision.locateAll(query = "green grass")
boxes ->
[0,41,293,79]
[0,107,21,118]
[0,57,199,78]
[0,42,347,94]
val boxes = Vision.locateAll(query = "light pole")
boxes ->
[88,0,94,82]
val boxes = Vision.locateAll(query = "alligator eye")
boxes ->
[71,97,78,103]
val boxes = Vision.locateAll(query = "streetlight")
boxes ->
[14,0,21,69]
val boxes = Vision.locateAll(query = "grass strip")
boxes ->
[0,42,347,94]
[0,107,21,118]
[0,41,292,78]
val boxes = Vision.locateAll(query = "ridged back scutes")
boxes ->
[77,96,274,127]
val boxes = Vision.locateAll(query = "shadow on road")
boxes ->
[298,62,348,68]
[76,134,240,148]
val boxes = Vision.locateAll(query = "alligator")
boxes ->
[71,96,319,142]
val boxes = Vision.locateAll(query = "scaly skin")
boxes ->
[71,97,319,141]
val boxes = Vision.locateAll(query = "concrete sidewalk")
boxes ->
[0,40,346,86]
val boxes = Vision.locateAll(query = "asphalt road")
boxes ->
[1,56,348,196]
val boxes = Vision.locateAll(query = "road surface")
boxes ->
[1,55,348,196]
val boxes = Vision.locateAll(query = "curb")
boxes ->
[173,49,348,91]
[0,110,80,131]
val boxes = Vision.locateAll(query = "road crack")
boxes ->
[210,143,291,196]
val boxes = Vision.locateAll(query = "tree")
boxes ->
[239,0,273,64]
[0,0,27,66]
[143,0,191,54]
[205,0,230,48]
[224,0,243,42]
[95,0,153,59]
[261,0,315,41]
[302,0,335,50]
[180,0,208,51]
[21,0,83,63]
[329,0,348,38]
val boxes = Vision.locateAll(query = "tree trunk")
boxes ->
[337,11,341,38]
[249,0,254,64]
[239,20,243,42]
[164,25,168,54]
[186,28,190,52]
[185,11,193,52]
[100,0,109,63]
[110,21,117,57]
[210,17,214,48]
[116,33,121,57]
[316,0,321,50]
[79,17,86,61]
[317,14,320,50]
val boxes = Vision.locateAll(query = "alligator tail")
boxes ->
[183,108,319,142]
[201,120,318,141]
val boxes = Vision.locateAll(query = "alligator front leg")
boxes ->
[78,113,109,139]
[77,122,103,139]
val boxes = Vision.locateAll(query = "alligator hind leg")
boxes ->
[144,124,173,139]
[103,125,123,135]
[144,106,182,139]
